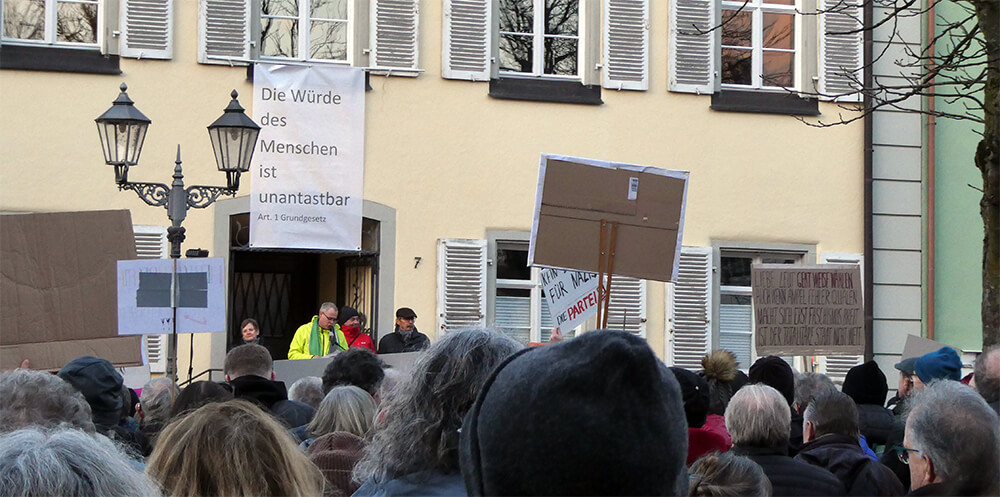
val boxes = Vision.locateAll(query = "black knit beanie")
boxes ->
[460,330,689,496]
[748,356,795,406]
[842,360,889,405]
[670,367,710,428]
[337,306,359,327]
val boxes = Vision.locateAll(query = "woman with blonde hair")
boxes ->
[301,385,376,449]
[303,386,377,496]
[146,399,324,497]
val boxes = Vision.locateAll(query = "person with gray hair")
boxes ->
[689,452,772,497]
[0,427,162,497]
[903,380,1000,496]
[137,377,178,443]
[0,369,95,433]
[727,384,846,497]
[288,376,325,409]
[353,328,523,496]
[796,391,904,496]
[790,372,837,456]
[289,302,349,359]
[973,345,1000,415]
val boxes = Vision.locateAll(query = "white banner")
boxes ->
[251,64,365,250]
[539,267,600,333]
[117,258,226,335]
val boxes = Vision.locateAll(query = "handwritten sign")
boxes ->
[751,264,865,356]
[539,267,600,332]
[117,258,226,335]
[251,64,365,250]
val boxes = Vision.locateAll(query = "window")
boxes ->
[260,0,349,62]
[2,0,100,47]
[669,0,862,106]
[498,0,579,78]
[720,0,796,89]
[492,241,559,343]
[198,0,419,72]
[442,0,649,100]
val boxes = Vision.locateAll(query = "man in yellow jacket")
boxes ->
[288,302,349,359]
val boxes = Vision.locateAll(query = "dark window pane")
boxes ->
[545,0,577,35]
[720,257,752,286]
[721,9,751,47]
[761,257,796,264]
[544,36,577,75]
[3,0,45,40]
[720,293,752,305]
[497,248,530,280]
[763,13,794,49]
[499,0,533,34]
[497,288,531,297]
[762,50,794,87]
[500,33,533,72]
[721,47,752,85]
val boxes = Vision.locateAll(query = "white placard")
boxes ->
[538,266,600,332]
[251,64,365,250]
[117,258,226,335]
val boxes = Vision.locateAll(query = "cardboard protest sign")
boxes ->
[529,154,689,283]
[752,264,865,356]
[538,267,600,332]
[900,334,958,360]
[117,258,226,335]
[1,210,142,371]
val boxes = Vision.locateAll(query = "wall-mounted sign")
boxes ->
[251,64,365,250]
[751,264,865,356]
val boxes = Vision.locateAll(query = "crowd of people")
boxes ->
[1,328,998,497]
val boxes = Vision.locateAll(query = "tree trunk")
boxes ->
[974,0,999,348]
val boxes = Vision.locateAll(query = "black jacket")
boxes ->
[377,327,430,354]
[796,434,905,496]
[790,410,805,456]
[229,375,316,428]
[732,445,846,497]
[880,414,910,490]
[857,404,895,447]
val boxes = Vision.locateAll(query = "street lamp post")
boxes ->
[95,84,260,381]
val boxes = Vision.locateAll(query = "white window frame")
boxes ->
[711,242,816,369]
[720,0,800,91]
[488,234,551,343]
[259,0,354,64]
[1,0,103,49]
[497,0,581,80]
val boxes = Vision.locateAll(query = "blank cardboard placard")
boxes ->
[1,210,142,371]
[529,154,689,282]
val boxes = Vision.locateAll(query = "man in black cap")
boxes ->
[377,307,430,354]
[882,356,919,489]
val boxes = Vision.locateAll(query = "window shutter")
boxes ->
[668,0,718,94]
[818,0,863,102]
[603,0,649,90]
[667,247,713,368]
[818,252,864,380]
[607,276,647,337]
[441,0,491,80]
[120,0,173,59]
[371,0,419,72]
[437,238,487,334]
[198,0,251,65]
[133,226,168,373]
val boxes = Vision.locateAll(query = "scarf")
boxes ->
[308,317,324,357]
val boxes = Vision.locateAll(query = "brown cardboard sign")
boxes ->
[529,155,689,282]
[1,210,142,371]
[751,264,865,356]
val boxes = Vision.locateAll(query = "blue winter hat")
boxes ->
[914,346,962,383]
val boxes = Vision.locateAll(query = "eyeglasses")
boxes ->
[321,313,337,321]
[897,446,921,465]
[398,316,415,321]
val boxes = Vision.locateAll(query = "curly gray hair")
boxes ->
[0,369,94,433]
[352,328,523,484]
